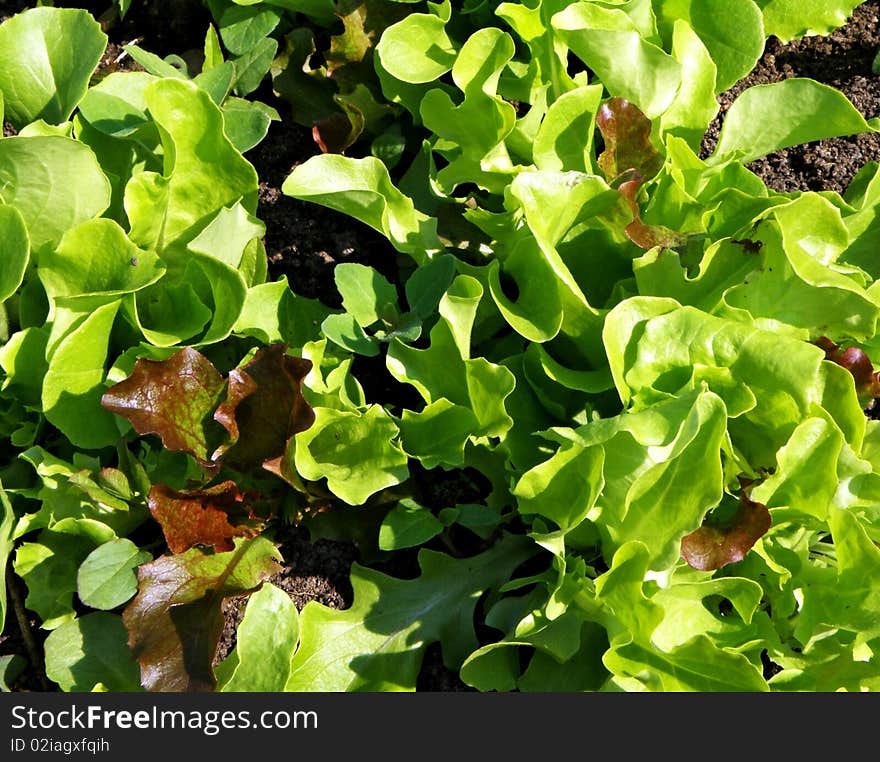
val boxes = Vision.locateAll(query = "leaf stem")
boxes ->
[5,565,51,691]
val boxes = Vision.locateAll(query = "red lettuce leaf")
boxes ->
[212,343,314,470]
[148,481,263,554]
[816,336,880,408]
[122,537,282,692]
[618,171,690,250]
[680,490,771,572]
[101,347,225,465]
[596,97,664,182]
[595,100,687,250]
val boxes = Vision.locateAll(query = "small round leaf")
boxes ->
[77,538,151,611]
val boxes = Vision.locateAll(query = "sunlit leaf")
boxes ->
[286,535,533,690]
[218,582,299,692]
[148,482,263,554]
[77,538,151,610]
[0,7,107,128]
[101,347,225,465]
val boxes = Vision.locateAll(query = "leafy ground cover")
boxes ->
[2,0,880,693]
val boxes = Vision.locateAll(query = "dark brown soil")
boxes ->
[701,1,880,194]
[4,0,880,694]
[247,110,404,308]
[215,525,358,667]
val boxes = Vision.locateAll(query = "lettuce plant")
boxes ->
[279,0,880,691]
[120,0,420,153]
[2,1,880,694]
[0,5,328,692]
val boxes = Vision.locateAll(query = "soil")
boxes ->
[3,0,880,693]
[246,111,404,309]
[700,1,880,193]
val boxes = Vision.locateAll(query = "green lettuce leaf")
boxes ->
[42,300,121,450]
[419,28,517,161]
[596,542,770,691]
[0,136,111,254]
[281,154,442,262]
[518,387,727,569]
[291,405,409,505]
[0,7,107,128]
[711,79,877,164]
[378,498,446,551]
[659,20,719,149]
[552,3,681,119]
[0,482,15,638]
[653,0,765,93]
[532,85,604,174]
[14,518,116,630]
[38,219,164,300]
[76,538,151,611]
[0,204,29,304]
[286,534,533,691]
[386,275,516,440]
[603,298,866,466]
[77,71,155,139]
[217,582,300,692]
[754,0,866,42]
[44,612,142,692]
[13,447,147,539]
[125,78,258,262]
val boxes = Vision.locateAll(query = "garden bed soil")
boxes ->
[2,0,880,692]
[700,1,880,192]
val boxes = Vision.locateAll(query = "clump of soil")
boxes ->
[215,524,359,666]
[701,1,880,194]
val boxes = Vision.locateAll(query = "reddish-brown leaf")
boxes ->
[212,343,314,471]
[680,492,772,572]
[596,98,664,182]
[618,172,690,250]
[148,481,263,554]
[122,537,282,692]
[816,336,880,408]
[101,347,225,465]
